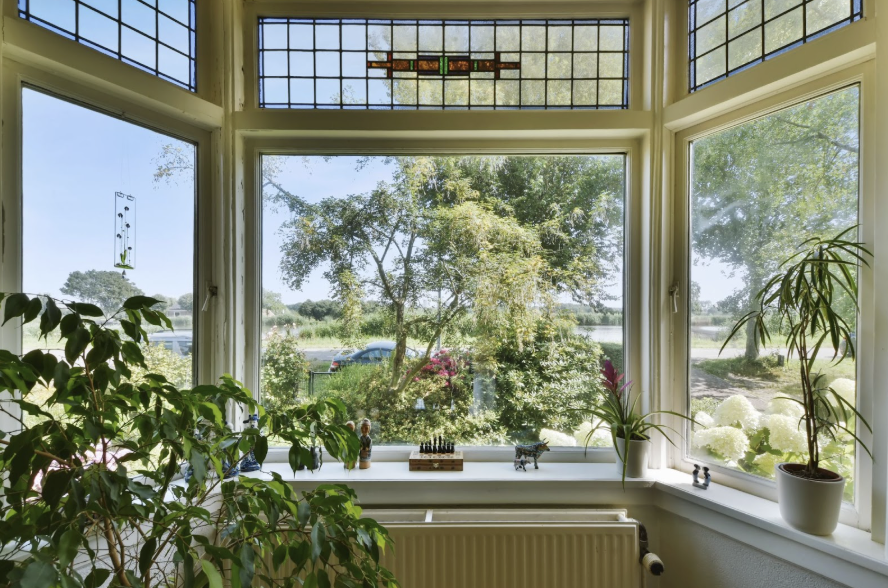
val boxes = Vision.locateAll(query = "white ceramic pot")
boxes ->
[775,463,845,535]
[614,437,650,478]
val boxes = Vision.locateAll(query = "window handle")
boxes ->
[669,282,680,314]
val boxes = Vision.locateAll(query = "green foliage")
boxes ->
[721,227,872,475]
[491,320,603,442]
[59,270,145,314]
[261,328,311,413]
[0,293,397,588]
[177,293,194,312]
[132,342,194,390]
[262,289,288,315]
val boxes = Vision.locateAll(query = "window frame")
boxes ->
[669,62,876,530]
[243,139,642,459]
[0,57,215,430]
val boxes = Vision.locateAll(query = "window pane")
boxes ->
[688,0,862,92]
[260,156,625,446]
[22,88,196,427]
[20,0,197,92]
[689,87,859,500]
[257,18,630,109]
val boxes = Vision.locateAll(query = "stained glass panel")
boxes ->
[258,18,630,110]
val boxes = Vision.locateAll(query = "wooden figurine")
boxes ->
[359,418,372,469]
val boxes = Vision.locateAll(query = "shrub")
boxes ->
[261,328,310,412]
[493,322,603,442]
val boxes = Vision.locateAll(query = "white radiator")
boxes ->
[369,509,650,588]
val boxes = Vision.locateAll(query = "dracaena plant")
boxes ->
[721,227,873,478]
[580,360,689,482]
[0,293,398,588]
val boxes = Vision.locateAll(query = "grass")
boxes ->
[695,353,857,392]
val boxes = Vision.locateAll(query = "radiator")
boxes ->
[371,509,650,588]
[261,509,658,588]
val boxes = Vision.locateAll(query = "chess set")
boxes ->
[408,436,464,471]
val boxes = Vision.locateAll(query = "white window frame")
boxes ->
[668,63,876,530]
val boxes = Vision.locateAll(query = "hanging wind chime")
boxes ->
[114,192,136,277]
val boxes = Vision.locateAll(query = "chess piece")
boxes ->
[359,418,373,469]
[344,421,357,469]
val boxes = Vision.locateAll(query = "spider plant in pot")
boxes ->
[721,228,872,535]
[581,360,689,483]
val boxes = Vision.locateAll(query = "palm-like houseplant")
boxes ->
[0,293,398,588]
[581,360,689,482]
[721,227,872,534]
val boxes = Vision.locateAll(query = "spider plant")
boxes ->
[720,227,872,478]
[582,360,689,482]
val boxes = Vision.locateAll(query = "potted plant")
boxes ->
[0,293,398,587]
[581,360,688,482]
[721,227,872,535]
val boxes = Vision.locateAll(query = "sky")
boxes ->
[22,88,195,302]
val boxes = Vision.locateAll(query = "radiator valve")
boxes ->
[638,523,664,576]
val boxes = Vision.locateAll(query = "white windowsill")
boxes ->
[241,461,888,587]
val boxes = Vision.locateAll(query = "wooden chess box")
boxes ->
[408,450,464,471]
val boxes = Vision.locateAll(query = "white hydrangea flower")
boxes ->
[573,421,611,448]
[829,378,856,404]
[694,411,714,429]
[692,426,750,461]
[767,397,804,418]
[540,428,577,447]
[714,395,761,430]
[764,414,808,455]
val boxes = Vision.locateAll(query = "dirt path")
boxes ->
[689,359,784,411]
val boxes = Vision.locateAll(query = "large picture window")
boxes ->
[258,18,630,109]
[260,155,625,446]
[688,0,862,91]
[688,86,859,499]
[22,88,196,425]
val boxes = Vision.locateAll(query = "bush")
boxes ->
[492,322,604,442]
[598,342,624,375]
[132,343,193,390]
[261,328,310,412]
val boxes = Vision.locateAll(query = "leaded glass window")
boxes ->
[258,18,630,109]
[689,0,862,91]
[19,0,197,92]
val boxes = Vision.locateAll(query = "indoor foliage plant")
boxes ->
[721,228,872,535]
[0,293,398,588]
[581,360,688,482]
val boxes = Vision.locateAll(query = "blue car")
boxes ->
[329,341,418,372]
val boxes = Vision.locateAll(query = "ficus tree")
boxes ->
[0,293,397,588]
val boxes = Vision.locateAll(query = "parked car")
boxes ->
[147,330,193,357]
[329,340,418,372]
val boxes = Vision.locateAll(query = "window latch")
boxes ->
[669,282,680,314]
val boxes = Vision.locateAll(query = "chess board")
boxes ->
[408,450,464,471]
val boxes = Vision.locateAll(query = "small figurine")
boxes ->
[514,440,550,470]
[344,421,357,469]
[514,457,528,471]
[359,418,373,469]
[240,413,261,472]
[692,464,711,489]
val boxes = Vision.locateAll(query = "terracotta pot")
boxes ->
[614,437,650,478]
[776,462,845,535]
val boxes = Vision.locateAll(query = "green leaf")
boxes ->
[68,302,104,317]
[297,500,311,527]
[58,528,80,568]
[20,561,56,588]
[311,523,326,563]
[23,297,43,324]
[317,569,331,588]
[139,538,157,576]
[123,296,162,310]
[42,469,72,509]
[84,569,111,588]
[272,544,288,570]
[190,453,207,483]
[253,436,268,465]
[64,327,91,363]
[2,293,29,325]
[39,297,62,335]
[239,544,255,588]
[200,560,224,588]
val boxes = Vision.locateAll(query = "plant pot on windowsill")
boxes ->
[614,436,650,479]
[776,463,845,535]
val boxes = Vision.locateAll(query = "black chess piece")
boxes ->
[438,435,443,452]
[420,442,426,454]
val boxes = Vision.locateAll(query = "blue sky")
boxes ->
[22,88,195,302]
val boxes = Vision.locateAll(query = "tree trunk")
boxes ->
[744,317,760,361]
[389,302,408,392]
